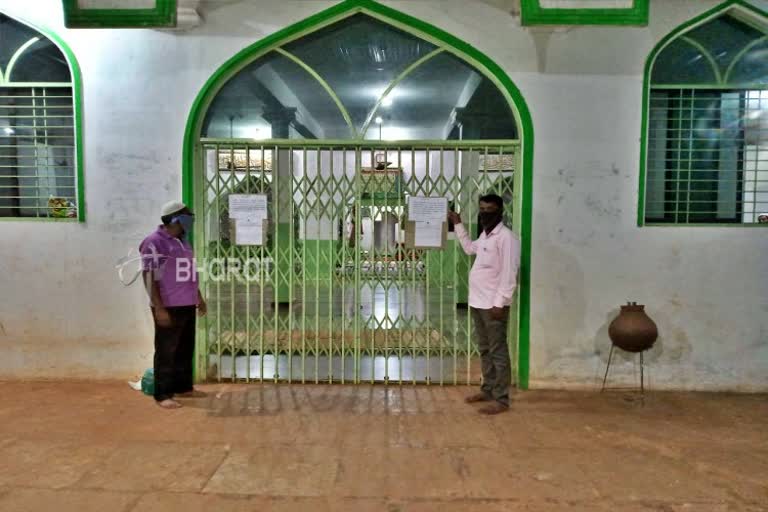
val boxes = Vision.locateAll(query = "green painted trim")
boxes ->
[275,222,293,302]
[275,48,357,138]
[644,223,768,227]
[0,216,78,222]
[201,137,520,148]
[183,0,535,388]
[521,0,649,26]
[62,0,176,28]
[650,83,768,89]
[360,48,444,139]
[638,0,768,228]
[2,13,86,223]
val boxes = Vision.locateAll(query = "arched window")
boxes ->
[201,13,518,142]
[0,14,81,219]
[189,4,534,387]
[643,5,768,225]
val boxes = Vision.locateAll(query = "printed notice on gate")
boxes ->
[229,194,268,220]
[414,220,443,248]
[408,196,447,222]
[235,218,264,246]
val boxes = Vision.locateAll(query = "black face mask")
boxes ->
[479,211,503,231]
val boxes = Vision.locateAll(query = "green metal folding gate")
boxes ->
[195,139,520,385]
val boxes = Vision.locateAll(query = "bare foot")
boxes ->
[176,390,207,398]
[478,402,509,415]
[465,392,493,404]
[156,399,183,409]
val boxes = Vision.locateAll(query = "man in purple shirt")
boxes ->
[449,194,520,415]
[140,201,207,409]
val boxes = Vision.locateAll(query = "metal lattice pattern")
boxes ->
[197,140,518,384]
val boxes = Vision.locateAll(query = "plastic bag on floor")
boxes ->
[128,368,154,396]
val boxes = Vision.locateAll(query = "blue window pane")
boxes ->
[728,38,768,85]
[685,15,763,77]
[0,15,70,83]
[202,14,518,141]
[0,14,38,72]
[652,39,718,85]
[282,14,438,134]
[202,51,350,139]
[364,52,517,140]
[9,39,70,83]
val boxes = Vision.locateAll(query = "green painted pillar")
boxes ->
[274,147,293,304]
[303,240,337,280]
[266,108,300,304]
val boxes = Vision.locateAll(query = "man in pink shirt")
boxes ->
[140,201,207,409]
[448,194,520,415]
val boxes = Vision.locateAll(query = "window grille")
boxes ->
[645,12,768,225]
[0,14,77,219]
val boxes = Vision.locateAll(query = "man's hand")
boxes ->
[448,210,461,225]
[198,299,208,317]
[155,307,172,327]
[489,306,507,321]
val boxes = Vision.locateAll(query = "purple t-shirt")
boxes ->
[139,226,199,307]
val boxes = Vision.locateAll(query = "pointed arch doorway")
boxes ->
[183,0,534,387]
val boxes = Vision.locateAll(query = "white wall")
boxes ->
[0,0,765,390]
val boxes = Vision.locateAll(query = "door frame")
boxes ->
[182,0,535,388]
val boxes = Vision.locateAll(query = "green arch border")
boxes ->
[182,0,535,388]
[0,12,85,222]
[637,0,768,227]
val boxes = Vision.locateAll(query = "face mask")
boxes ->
[172,214,195,237]
[479,211,502,231]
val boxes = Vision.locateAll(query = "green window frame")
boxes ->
[639,0,768,226]
[0,13,84,222]
[521,0,649,26]
[62,0,176,29]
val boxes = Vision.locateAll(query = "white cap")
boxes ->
[161,200,187,217]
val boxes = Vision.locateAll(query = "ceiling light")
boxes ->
[3,127,14,135]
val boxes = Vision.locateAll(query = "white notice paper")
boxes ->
[235,219,263,246]
[229,194,268,220]
[414,220,442,248]
[408,196,448,222]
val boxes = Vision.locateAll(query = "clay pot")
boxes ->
[608,302,658,353]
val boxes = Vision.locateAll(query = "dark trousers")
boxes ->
[153,306,196,401]
[471,306,511,406]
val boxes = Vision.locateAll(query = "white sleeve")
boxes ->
[454,223,477,255]
[492,232,520,308]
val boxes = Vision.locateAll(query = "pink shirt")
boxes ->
[139,226,199,307]
[455,222,520,310]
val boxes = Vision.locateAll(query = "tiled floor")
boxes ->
[0,381,765,511]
